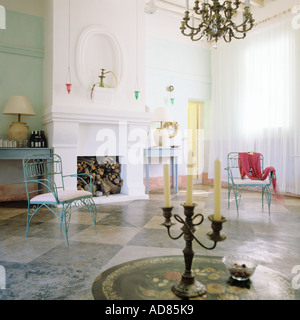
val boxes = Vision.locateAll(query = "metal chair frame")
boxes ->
[225,152,274,216]
[23,153,97,246]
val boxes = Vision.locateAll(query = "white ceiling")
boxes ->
[156,0,273,9]
[147,0,298,23]
[2,0,297,22]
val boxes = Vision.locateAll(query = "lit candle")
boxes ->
[163,164,171,207]
[213,158,222,221]
[186,150,194,206]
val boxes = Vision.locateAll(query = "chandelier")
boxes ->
[180,0,255,46]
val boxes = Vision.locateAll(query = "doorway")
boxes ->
[188,102,204,182]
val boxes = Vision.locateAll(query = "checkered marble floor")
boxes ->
[0,185,299,300]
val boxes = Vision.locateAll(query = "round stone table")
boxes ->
[92,255,296,300]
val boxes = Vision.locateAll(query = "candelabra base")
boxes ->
[162,204,226,299]
[172,275,206,298]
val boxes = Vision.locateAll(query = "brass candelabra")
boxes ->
[162,203,226,298]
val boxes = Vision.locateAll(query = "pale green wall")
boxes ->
[146,36,211,125]
[145,36,212,177]
[0,10,44,135]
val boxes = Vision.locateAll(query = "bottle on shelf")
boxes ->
[30,131,35,148]
[29,130,48,148]
[41,131,48,148]
[35,131,41,148]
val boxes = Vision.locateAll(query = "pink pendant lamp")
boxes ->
[65,0,72,94]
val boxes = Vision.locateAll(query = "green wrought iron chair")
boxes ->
[225,152,274,216]
[23,153,97,246]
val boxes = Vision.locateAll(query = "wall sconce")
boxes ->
[0,5,6,29]
[167,85,175,106]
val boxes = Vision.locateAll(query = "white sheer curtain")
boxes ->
[208,16,300,195]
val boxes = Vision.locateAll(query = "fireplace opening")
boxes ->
[77,156,123,197]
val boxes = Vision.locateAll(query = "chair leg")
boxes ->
[26,204,42,237]
[228,186,231,209]
[61,203,72,246]
[81,197,97,233]
[264,186,272,216]
[233,187,241,216]
[262,187,265,210]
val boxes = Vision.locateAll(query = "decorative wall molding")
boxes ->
[0,44,44,59]
[76,25,124,94]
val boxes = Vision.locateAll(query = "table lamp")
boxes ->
[152,107,173,147]
[2,96,36,141]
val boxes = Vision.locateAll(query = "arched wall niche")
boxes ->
[76,25,124,96]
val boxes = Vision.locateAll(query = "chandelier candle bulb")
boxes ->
[163,164,171,208]
[186,150,194,206]
[213,159,222,221]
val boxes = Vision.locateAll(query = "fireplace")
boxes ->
[41,106,151,204]
[77,156,123,197]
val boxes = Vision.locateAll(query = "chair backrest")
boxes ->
[227,152,264,178]
[23,153,64,199]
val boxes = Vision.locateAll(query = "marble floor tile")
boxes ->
[100,245,183,272]
[70,225,141,245]
[0,185,299,300]
[0,236,62,263]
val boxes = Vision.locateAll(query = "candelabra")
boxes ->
[162,203,226,298]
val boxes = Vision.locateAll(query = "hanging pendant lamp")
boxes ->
[134,0,140,100]
[65,0,72,94]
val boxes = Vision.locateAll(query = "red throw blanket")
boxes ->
[238,152,277,192]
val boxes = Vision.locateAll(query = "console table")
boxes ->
[144,147,181,194]
[0,148,53,198]
[0,148,52,160]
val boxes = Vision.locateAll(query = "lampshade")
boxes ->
[3,96,35,141]
[152,107,173,147]
[3,96,35,116]
[0,5,6,30]
[151,107,173,122]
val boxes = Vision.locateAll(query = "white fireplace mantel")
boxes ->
[41,106,152,202]
[42,106,151,126]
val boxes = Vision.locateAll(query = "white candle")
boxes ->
[163,164,171,207]
[245,0,249,7]
[186,150,194,206]
[186,0,189,11]
[213,159,222,221]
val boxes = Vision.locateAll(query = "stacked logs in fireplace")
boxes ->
[77,156,123,196]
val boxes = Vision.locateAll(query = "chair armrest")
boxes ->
[63,173,95,193]
[25,178,59,201]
